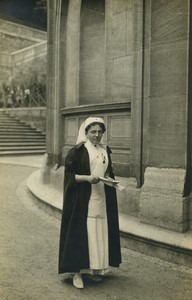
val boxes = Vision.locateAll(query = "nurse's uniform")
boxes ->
[81,139,109,275]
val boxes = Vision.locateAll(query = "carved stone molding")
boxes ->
[61,101,131,116]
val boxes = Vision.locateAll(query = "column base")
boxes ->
[140,167,189,233]
[40,152,62,184]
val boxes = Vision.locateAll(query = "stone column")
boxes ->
[42,0,63,182]
[140,0,190,232]
[65,0,81,107]
[130,0,145,185]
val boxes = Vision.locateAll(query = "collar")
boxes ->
[75,141,112,153]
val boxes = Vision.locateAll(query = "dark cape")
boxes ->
[58,142,122,274]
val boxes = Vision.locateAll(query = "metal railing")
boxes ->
[0,93,46,108]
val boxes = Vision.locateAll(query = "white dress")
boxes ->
[81,140,109,275]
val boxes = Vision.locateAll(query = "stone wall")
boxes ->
[0,32,36,53]
[0,18,47,89]
[11,42,47,67]
[0,19,47,41]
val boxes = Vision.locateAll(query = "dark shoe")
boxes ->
[86,274,102,282]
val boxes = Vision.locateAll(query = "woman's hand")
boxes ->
[87,175,100,184]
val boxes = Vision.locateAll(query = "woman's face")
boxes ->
[86,124,104,145]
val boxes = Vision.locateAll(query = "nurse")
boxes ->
[58,117,121,289]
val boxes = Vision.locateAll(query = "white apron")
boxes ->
[81,140,109,274]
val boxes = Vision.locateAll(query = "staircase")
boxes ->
[0,110,46,155]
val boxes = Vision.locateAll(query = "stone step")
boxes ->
[0,113,12,117]
[0,119,26,124]
[0,124,34,129]
[0,110,46,155]
[0,142,45,146]
[0,115,24,121]
[0,115,25,120]
[0,149,45,155]
[0,135,45,140]
[0,145,45,151]
[0,128,41,133]
[0,132,45,136]
[0,116,24,121]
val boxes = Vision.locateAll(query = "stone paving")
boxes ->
[0,154,44,168]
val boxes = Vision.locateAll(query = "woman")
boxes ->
[59,117,121,289]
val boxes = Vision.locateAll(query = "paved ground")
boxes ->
[0,162,192,300]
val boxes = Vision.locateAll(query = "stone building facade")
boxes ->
[0,19,47,107]
[44,0,192,236]
[0,19,47,82]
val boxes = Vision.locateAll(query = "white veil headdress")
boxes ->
[76,117,105,145]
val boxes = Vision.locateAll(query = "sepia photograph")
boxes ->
[0,0,192,299]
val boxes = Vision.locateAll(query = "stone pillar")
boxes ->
[65,0,81,107]
[140,0,190,232]
[140,168,189,232]
[42,0,63,182]
[129,0,144,185]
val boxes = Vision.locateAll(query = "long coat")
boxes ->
[58,142,122,274]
